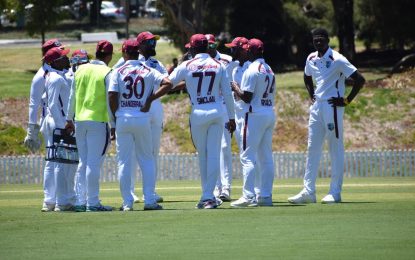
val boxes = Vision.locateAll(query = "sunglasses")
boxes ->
[145,39,157,46]
[208,43,217,49]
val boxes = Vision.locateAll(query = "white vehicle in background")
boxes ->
[143,0,163,18]
[101,1,126,20]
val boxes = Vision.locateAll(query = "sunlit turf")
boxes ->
[0,177,414,259]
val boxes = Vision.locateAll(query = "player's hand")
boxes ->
[328,97,346,107]
[227,119,236,134]
[230,81,239,92]
[140,99,152,112]
[110,128,116,141]
[23,123,41,152]
[65,120,75,135]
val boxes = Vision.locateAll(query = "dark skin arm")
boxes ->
[108,91,119,140]
[170,81,186,92]
[328,70,366,107]
[304,74,315,103]
[230,81,253,104]
[141,77,173,112]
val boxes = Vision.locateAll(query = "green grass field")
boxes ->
[1,177,414,259]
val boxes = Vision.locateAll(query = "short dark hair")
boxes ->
[192,45,208,54]
[312,28,329,38]
[95,51,112,60]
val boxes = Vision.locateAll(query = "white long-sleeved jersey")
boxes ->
[28,64,52,124]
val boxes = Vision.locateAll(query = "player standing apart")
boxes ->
[230,39,276,207]
[288,28,365,204]
[24,39,65,212]
[41,47,77,211]
[169,34,236,209]
[108,39,172,211]
[65,40,114,212]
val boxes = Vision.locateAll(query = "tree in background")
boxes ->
[356,0,415,50]
[18,0,65,44]
[332,0,355,60]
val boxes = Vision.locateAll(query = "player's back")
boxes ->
[112,60,164,118]
[241,58,275,113]
[170,53,228,110]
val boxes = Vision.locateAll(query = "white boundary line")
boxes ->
[1,183,414,193]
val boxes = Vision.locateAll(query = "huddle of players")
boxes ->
[25,28,364,211]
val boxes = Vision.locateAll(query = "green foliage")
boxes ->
[0,123,30,155]
[1,178,415,259]
[355,0,415,49]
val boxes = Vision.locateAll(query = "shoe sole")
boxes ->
[219,196,231,202]
[230,204,258,208]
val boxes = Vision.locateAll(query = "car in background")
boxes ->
[101,1,126,21]
[143,0,163,18]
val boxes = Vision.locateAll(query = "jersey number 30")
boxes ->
[122,75,145,99]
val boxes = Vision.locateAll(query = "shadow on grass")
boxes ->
[339,201,376,204]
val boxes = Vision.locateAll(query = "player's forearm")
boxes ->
[304,75,315,100]
[150,79,173,101]
[108,92,119,119]
[223,93,236,120]
[346,71,365,103]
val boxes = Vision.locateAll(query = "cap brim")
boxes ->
[185,43,190,48]
[62,48,70,56]
[224,43,236,48]
[153,35,160,40]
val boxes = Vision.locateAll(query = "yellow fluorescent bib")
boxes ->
[74,63,112,122]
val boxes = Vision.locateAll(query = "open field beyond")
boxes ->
[1,177,415,259]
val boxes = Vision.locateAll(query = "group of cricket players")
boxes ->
[23,27,365,212]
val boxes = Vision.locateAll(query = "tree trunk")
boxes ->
[332,0,355,61]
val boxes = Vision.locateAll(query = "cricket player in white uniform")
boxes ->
[169,34,236,209]
[288,28,365,204]
[66,40,114,212]
[230,39,276,207]
[24,39,65,212]
[113,32,167,203]
[108,39,172,211]
[205,34,237,202]
[41,47,77,211]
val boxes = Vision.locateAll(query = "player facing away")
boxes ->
[230,39,276,208]
[108,39,173,211]
[40,47,77,211]
[169,34,236,209]
[205,34,237,202]
[65,40,114,212]
[288,28,365,204]
[113,31,167,204]
[24,39,66,212]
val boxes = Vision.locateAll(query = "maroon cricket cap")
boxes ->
[189,34,208,48]
[205,34,216,44]
[225,37,249,48]
[136,31,160,45]
[43,47,70,64]
[71,49,88,58]
[122,39,139,53]
[42,39,64,54]
[96,40,113,54]
[245,38,264,53]
[184,42,191,49]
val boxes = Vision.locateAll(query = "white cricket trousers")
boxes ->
[42,130,56,205]
[217,107,232,190]
[130,101,163,197]
[74,121,109,207]
[240,110,275,199]
[45,127,76,206]
[235,110,261,196]
[303,101,345,196]
[190,108,224,202]
[117,116,157,206]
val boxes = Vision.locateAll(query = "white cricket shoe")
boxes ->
[41,203,55,212]
[321,194,341,204]
[230,197,258,208]
[258,196,273,206]
[287,191,316,204]
[54,204,75,212]
[120,205,133,211]
[219,188,231,202]
[132,194,140,203]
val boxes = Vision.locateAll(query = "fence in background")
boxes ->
[0,150,414,184]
